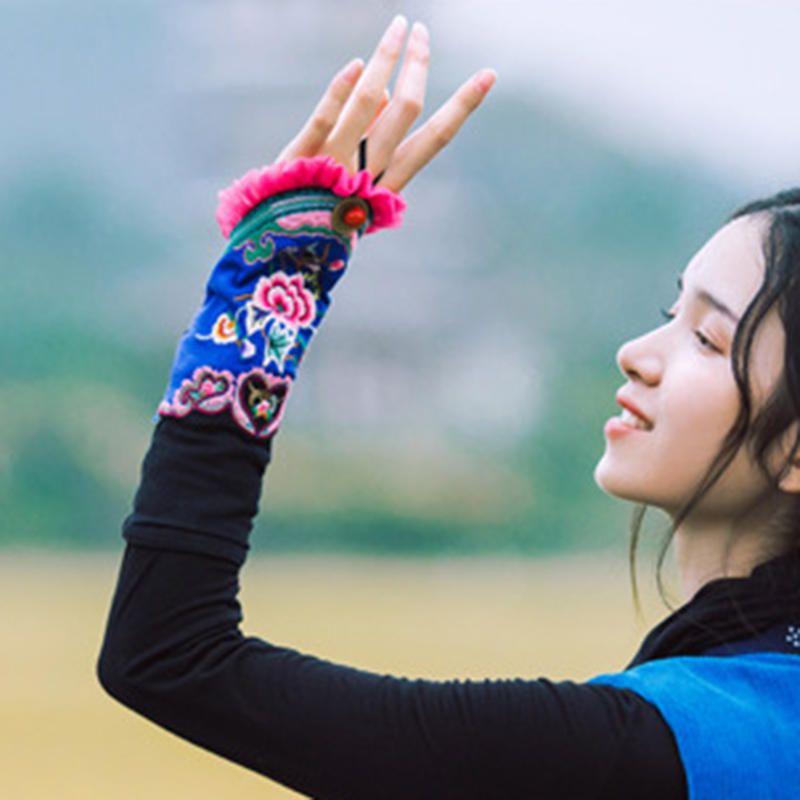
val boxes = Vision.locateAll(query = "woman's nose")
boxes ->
[616,332,663,385]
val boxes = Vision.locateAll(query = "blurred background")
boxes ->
[2,0,799,796]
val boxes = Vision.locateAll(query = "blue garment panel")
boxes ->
[590,652,800,799]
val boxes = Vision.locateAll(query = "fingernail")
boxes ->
[476,69,497,93]
[386,14,408,41]
[412,21,429,43]
[341,57,364,82]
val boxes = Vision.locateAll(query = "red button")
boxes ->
[342,205,367,228]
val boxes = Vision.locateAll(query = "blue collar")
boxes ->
[700,621,800,657]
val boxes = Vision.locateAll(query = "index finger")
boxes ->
[325,15,409,163]
[276,57,364,162]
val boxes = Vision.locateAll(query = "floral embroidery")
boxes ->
[251,272,315,327]
[194,270,318,373]
[785,625,800,648]
[196,313,241,346]
[227,271,317,370]
[265,243,339,297]
[235,231,342,271]
[158,366,235,417]
[211,312,238,343]
[231,368,292,438]
[260,317,297,370]
[238,230,277,265]
[159,171,401,440]
[279,242,335,275]
[159,366,290,440]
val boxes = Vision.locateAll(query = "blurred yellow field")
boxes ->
[0,551,671,799]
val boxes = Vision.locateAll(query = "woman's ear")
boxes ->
[776,421,800,494]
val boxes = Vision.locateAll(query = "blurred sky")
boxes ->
[3,0,799,193]
[429,0,800,191]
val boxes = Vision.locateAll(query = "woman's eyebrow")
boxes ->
[676,275,740,324]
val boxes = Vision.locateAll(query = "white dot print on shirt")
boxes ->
[785,625,800,648]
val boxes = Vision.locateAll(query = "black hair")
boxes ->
[629,188,800,612]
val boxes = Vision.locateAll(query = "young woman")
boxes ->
[97,15,800,799]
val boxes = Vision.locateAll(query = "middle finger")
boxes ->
[325,15,409,164]
[362,21,430,177]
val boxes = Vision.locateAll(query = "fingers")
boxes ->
[365,89,391,138]
[324,15,409,165]
[378,69,497,192]
[277,57,364,163]
[276,17,497,196]
[343,89,391,175]
[364,21,430,178]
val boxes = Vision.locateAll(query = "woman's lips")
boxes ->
[615,391,654,429]
[604,416,652,438]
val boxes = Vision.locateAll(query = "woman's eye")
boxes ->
[694,330,719,352]
[658,307,718,352]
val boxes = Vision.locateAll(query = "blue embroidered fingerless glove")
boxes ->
[157,156,405,440]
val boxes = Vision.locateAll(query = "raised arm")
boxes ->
[96,17,686,800]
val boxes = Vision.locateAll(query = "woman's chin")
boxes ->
[593,461,677,518]
[593,455,648,503]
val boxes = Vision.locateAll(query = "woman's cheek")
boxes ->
[658,378,744,505]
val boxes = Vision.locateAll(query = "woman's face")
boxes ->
[594,213,788,519]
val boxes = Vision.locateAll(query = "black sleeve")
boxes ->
[96,414,687,800]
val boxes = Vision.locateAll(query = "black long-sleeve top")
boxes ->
[97,412,691,799]
[97,409,800,797]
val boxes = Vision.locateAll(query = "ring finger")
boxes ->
[363,21,430,178]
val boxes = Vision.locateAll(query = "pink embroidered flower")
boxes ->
[159,367,235,417]
[251,272,315,328]
[254,399,274,419]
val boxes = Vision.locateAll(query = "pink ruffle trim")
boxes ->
[216,155,406,238]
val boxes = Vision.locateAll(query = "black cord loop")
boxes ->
[358,138,385,184]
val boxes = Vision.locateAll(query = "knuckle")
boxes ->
[429,121,453,148]
[378,39,402,60]
[398,94,423,117]
[330,84,350,105]
[311,114,334,137]
[357,88,383,110]
[414,48,430,68]
[462,87,482,111]
[326,85,349,109]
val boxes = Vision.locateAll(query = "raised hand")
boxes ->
[158,17,495,441]
[276,15,497,191]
